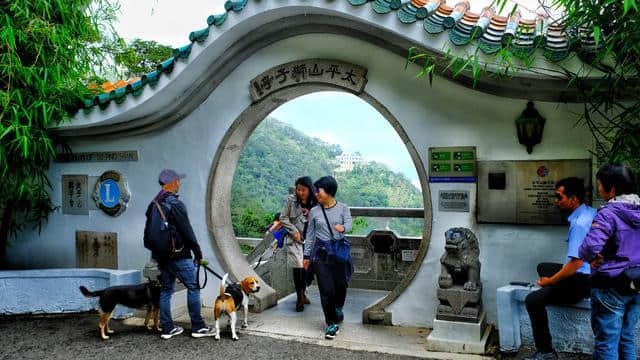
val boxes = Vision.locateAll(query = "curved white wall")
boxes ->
[8,33,592,325]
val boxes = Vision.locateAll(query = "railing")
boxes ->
[238,207,426,246]
[243,206,427,294]
[349,207,424,218]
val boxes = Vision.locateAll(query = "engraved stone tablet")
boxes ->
[62,175,89,215]
[76,231,118,269]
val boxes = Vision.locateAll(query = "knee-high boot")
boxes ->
[300,269,310,305]
[293,268,304,312]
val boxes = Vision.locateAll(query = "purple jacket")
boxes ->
[579,195,640,278]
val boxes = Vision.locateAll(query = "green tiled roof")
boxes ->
[83,0,598,113]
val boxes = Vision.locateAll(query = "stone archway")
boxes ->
[206,59,432,320]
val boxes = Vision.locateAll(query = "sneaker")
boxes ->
[523,351,558,360]
[335,307,344,323]
[324,324,340,339]
[160,326,184,340]
[191,326,215,338]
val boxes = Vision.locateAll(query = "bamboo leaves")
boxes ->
[0,0,120,252]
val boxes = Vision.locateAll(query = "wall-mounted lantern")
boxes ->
[515,101,546,154]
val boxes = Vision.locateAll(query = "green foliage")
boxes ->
[114,39,173,78]
[231,118,423,238]
[0,0,121,256]
[406,0,640,185]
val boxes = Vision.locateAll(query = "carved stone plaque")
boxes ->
[249,59,368,102]
[76,231,118,269]
[62,175,89,215]
[478,159,592,224]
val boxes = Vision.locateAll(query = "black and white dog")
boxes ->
[79,277,162,340]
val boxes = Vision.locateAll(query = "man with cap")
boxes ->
[144,169,214,339]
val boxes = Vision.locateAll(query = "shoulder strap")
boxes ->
[320,205,335,241]
[153,200,168,223]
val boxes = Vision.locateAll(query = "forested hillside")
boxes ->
[231,118,423,238]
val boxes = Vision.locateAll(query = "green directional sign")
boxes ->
[432,163,452,172]
[454,151,474,161]
[454,163,474,172]
[432,151,451,161]
[428,147,476,180]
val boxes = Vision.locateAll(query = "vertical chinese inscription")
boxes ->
[76,231,118,269]
[249,59,368,102]
[62,175,89,215]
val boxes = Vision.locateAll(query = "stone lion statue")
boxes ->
[438,227,481,292]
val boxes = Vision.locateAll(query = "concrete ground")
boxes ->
[0,286,591,360]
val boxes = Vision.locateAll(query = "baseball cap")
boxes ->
[159,169,186,185]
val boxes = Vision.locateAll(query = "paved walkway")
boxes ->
[0,286,591,360]
[0,314,424,360]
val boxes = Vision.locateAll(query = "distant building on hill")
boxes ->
[335,152,364,172]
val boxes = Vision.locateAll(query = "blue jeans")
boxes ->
[159,258,205,333]
[591,287,640,360]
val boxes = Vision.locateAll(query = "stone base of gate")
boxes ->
[426,311,491,355]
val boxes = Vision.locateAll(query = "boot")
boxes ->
[293,269,304,312]
[300,269,310,304]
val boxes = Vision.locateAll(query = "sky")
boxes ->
[267,92,421,189]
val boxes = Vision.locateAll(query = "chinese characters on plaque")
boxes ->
[249,59,368,102]
[62,175,89,215]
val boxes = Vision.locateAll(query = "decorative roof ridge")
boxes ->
[82,0,600,113]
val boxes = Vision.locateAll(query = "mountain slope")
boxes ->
[231,117,423,237]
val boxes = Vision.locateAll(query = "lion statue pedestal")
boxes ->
[426,228,491,355]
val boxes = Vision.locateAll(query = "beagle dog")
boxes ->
[213,273,260,340]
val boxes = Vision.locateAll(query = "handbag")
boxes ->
[320,205,351,263]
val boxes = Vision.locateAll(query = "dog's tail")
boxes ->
[79,286,104,298]
[220,273,228,298]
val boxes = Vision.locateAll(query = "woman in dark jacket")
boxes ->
[279,176,317,311]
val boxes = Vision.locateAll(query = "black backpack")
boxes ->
[144,198,184,261]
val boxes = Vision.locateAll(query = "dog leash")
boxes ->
[195,256,264,290]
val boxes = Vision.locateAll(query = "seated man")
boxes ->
[524,177,596,360]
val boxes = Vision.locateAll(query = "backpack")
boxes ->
[144,198,184,261]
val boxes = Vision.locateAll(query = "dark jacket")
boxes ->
[144,193,202,263]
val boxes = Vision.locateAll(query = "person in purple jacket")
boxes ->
[579,164,640,360]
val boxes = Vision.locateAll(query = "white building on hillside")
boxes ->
[335,152,364,172]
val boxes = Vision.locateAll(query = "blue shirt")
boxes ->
[567,204,597,275]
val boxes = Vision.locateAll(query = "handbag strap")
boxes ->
[320,205,335,241]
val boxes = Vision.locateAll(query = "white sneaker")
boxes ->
[191,326,216,338]
[160,326,184,340]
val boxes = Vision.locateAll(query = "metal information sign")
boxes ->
[477,159,592,224]
[438,190,471,212]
